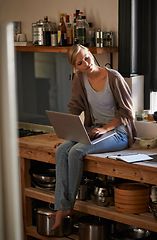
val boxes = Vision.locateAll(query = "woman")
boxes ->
[50,44,137,230]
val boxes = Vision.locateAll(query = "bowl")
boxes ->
[32,173,56,183]
[110,227,151,239]
[134,137,157,149]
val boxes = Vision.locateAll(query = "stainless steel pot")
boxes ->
[36,207,73,237]
[91,194,113,207]
[77,215,109,240]
[94,186,110,197]
[76,184,88,200]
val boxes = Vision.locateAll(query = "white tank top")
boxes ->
[84,73,115,124]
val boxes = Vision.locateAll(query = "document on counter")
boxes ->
[107,154,153,163]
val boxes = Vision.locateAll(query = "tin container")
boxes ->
[95,30,103,47]
[51,23,57,46]
[51,33,57,46]
[32,20,44,45]
[103,31,114,47]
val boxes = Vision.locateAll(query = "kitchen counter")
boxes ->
[19,132,157,184]
[19,133,157,240]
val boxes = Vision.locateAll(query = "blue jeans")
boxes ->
[54,125,128,211]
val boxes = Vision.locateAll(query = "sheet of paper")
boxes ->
[107,154,153,163]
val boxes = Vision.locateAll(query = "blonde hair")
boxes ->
[67,44,92,66]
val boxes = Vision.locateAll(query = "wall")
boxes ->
[0,0,118,69]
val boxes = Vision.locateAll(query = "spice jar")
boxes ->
[95,29,103,47]
[103,31,114,47]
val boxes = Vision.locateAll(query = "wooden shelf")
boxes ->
[25,187,157,233]
[19,134,157,239]
[15,45,118,54]
[26,226,78,240]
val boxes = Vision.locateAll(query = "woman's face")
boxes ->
[74,49,95,73]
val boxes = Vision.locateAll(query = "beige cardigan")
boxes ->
[68,68,137,147]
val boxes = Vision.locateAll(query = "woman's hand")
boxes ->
[89,127,107,140]
[89,118,122,140]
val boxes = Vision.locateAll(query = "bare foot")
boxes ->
[50,210,73,231]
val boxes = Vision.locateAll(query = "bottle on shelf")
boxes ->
[42,16,52,46]
[51,22,58,46]
[76,13,89,46]
[72,10,80,44]
[88,22,95,47]
[82,15,89,46]
[66,14,72,45]
[58,13,67,46]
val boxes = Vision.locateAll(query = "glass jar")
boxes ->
[103,31,114,47]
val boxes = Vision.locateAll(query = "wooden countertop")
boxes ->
[19,133,157,184]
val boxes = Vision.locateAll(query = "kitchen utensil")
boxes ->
[91,194,113,207]
[30,168,56,179]
[36,207,73,237]
[134,137,157,149]
[94,186,110,197]
[150,185,157,202]
[149,201,157,221]
[76,184,88,200]
[110,227,151,240]
[77,215,109,240]
[114,183,150,213]
[31,173,56,183]
[32,179,55,189]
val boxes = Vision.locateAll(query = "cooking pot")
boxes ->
[76,184,88,200]
[30,168,56,189]
[35,207,73,237]
[77,215,109,240]
[94,186,111,197]
[134,137,157,149]
[91,194,113,207]
[92,184,114,206]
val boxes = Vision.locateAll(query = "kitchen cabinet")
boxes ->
[19,132,157,240]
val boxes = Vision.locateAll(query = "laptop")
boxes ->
[46,110,116,145]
